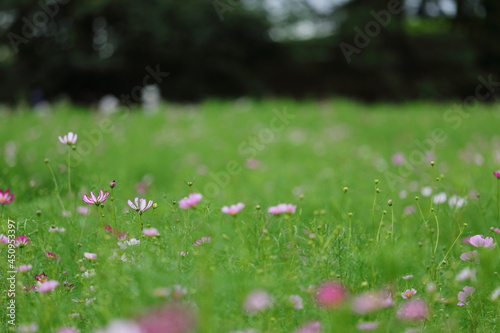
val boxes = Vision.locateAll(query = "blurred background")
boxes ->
[0,0,499,106]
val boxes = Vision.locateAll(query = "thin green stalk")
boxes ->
[497,179,499,224]
[437,225,464,269]
[45,159,66,211]
[433,212,440,256]
[390,203,395,241]
[371,180,380,235]
[67,148,72,195]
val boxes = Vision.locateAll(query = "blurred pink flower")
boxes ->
[356,322,379,331]
[82,190,110,205]
[351,290,393,314]
[396,299,429,321]
[84,252,97,260]
[315,281,347,308]
[37,280,59,293]
[460,251,480,264]
[16,264,33,272]
[143,228,160,237]
[49,226,65,232]
[392,152,405,165]
[222,202,245,215]
[244,289,274,314]
[455,267,476,281]
[401,288,417,299]
[56,327,79,333]
[0,188,15,204]
[0,234,10,244]
[402,275,413,280]
[58,131,77,145]
[178,193,202,209]
[293,321,321,333]
[457,286,475,306]
[15,323,38,332]
[403,205,416,215]
[136,305,196,333]
[46,252,60,260]
[494,170,500,179]
[268,203,296,215]
[193,236,211,246]
[245,158,261,169]
[289,295,304,309]
[105,225,127,239]
[77,206,90,215]
[127,197,154,214]
[468,235,496,249]
[14,236,30,247]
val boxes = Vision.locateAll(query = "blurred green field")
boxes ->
[1,99,499,332]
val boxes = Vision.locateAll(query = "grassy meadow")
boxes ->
[1,99,500,333]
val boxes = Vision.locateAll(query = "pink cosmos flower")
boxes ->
[221,202,245,215]
[178,193,202,209]
[402,275,414,280]
[468,235,496,249]
[82,190,110,205]
[16,264,33,272]
[56,327,79,333]
[135,305,196,333]
[58,131,78,145]
[193,236,211,246]
[0,188,15,204]
[245,158,261,169]
[46,252,60,260]
[110,180,116,188]
[84,252,97,260]
[315,281,347,308]
[35,272,48,282]
[143,228,160,237]
[396,299,429,321]
[401,288,417,299]
[455,267,476,281]
[351,290,393,314]
[392,152,405,165]
[127,197,154,214]
[105,225,127,239]
[49,226,65,232]
[77,206,90,215]
[14,236,30,247]
[356,322,379,331]
[293,321,321,333]
[494,170,500,179]
[460,250,480,264]
[244,289,274,314]
[289,295,304,309]
[0,234,9,244]
[457,286,475,306]
[38,280,59,293]
[268,203,297,215]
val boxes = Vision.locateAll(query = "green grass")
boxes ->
[1,99,500,332]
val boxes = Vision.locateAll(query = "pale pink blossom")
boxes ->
[396,299,429,321]
[16,264,33,272]
[127,197,154,214]
[404,205,416,215]
[315,281,347,308]
[293,321,321,333]
[94,320,142,333]
[351,290,393,314]
[244,290,274,314]
[448,195,466,208]
[460,251,480,264]
[84,252,97,260]
[433,192,447,204]
[392,152,405,165]
[82,190,110,205]
[143,228,160,237]
[402,275,414,280]
[0,234,9,244]
[49,226,65,232]
[135,305,196,333]
[401,288,417,299]
[490,287,500,301]
[15,323,38,332]
[289,295,304,309]
[178,193,202,209]
[0,188,15,204]
[457,286,475,306]
[356,322,379,331]
[56,327,79,333]
[193,236,211,246]
[455,267,476,281]
[58,131,78,145]
[77,206,90,215]
[468,235,496,249]
[268,203,296,215]
[37,280,59,293]
[222,202,245,215]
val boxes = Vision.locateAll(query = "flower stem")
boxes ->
[433,212,440,256]
[67,148,72,195]
[46,159,66,211]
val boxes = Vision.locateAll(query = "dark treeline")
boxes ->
[0,0,498,105]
